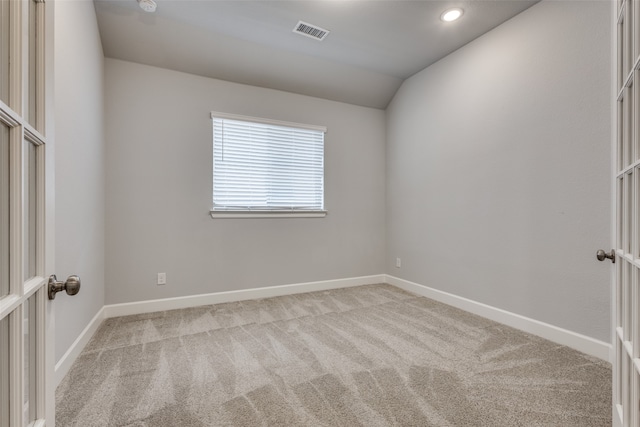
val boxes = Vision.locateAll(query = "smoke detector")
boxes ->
[293,21,330,41]
[138,0,157,13]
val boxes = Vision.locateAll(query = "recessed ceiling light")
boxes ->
[138,0,157,13]
[441,8,464,22]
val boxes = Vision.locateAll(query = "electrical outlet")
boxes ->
[395,258,401,268]
[157,272,166,285]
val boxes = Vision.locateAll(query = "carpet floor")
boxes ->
[56,284,611,426]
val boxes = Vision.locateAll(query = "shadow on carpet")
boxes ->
[56,284,611,426]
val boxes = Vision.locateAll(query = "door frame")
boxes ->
[44,0,54,423]
[612,0,637,425]
[612,2,620,427]
[0,0,55,425]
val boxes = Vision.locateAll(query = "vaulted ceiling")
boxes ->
[94,0,538,109]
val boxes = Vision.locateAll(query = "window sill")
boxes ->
[210,210,327,219]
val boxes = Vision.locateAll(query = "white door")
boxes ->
[0,0,56,425]
[614,0,640,426]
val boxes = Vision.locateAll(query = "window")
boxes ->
[211,112,326,218]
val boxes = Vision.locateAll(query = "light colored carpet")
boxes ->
[56,284,611,426]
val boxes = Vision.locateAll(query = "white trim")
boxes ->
[210,111,327,133]
[54,307,105,387]
[43,0,55,421]
[613,404,623,427]
[0,100,20,127]
[610,344,615,368]
[210,210,327,219]
[611,2,620,426]
[34,289,45,421]
[103,275,385,318]
[385,275,612,362]
[23,125,44,146]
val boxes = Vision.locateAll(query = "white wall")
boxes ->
[104,59,386,304]
[54,0,105,362]
[386,1,612,342]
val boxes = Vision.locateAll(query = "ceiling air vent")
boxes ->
[293,21,330,41]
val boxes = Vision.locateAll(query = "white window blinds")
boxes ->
[212,113,326,214]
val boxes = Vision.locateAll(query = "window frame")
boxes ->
[210,112,327,219]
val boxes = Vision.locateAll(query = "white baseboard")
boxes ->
[385,275,612,362]
[54,306,106,387]
[614,404,623,427]
[103,274,386,318]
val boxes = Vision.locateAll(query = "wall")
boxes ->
[386,1,612,342]
[54,0,105,362]
[104,59,386,304]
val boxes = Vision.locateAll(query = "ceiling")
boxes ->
[94,0,539,109]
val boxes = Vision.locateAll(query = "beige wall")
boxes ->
[104,59,386,304]
[54,0,106,362]
[386,0,612,341]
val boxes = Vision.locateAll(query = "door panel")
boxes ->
[1,122,9,298]
[1,315,9,427]
[0,0,51,426]
[23,293,38,425]
[0,0,9,106]
[615,1,640,425]
[23,138,37,282]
